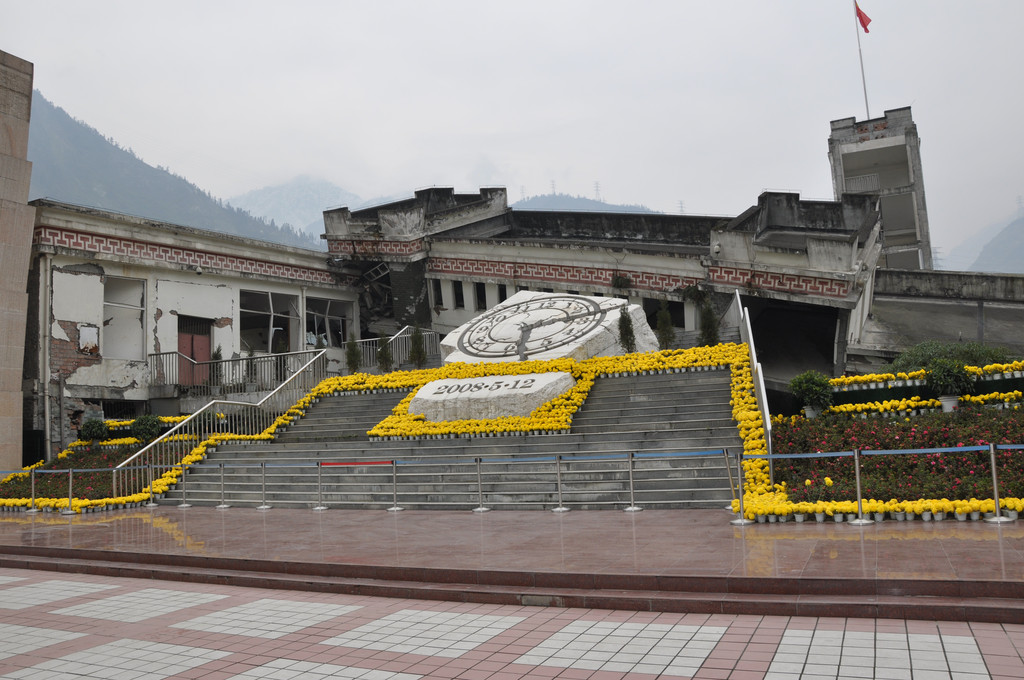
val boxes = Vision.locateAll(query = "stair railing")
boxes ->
[734,289,773,487]
[114,349,327,500]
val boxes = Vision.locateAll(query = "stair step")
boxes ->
[4,546,1021,623]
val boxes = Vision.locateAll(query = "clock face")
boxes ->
[456,295,608,359]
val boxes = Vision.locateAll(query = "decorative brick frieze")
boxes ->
[427,257,700,292]
[710,265,850,298]
[327,238,425,257]
[34,226,337,285]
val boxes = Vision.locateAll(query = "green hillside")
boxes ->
[27,91,320,249]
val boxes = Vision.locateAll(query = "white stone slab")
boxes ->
[441,291,658,364]
[409,372,576,421]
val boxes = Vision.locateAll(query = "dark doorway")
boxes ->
[177,315,212,386]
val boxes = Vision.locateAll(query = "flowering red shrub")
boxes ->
[775,407,1024,501]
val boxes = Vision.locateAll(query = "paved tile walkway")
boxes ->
[0,566,1021,679]
[1,507,1024,678]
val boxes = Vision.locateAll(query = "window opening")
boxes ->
[102,277,145,360]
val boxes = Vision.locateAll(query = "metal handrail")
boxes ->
[735,289,772,484]
[111,352,323,501]
[119,350,327,466]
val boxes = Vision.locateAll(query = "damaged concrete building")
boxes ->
[23,200,359,458]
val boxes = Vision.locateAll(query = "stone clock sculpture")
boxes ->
[440,290,658,364]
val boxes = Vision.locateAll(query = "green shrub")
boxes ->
[656,300,675,350]
[80,419,109,442]
[618,311,636,354]
[789,370,833,411]
[408,326,427,369]
[377,339,393,373]
[888,340,1017,373]
[925,358,974,396]
[345,333,361,374]
[131,414,162,443]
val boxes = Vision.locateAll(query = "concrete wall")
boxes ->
[0,50,34,470]
[848,269,1024,371]
[874,269,1024,301]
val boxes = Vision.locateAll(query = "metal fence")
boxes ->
[159,448,738,512]
[1,447,738,513]
[733,443,1020,526]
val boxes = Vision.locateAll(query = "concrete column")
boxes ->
[0,50,35,470]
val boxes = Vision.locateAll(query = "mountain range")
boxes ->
[27,91,321,249]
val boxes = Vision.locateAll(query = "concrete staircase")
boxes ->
[161,368,744,510]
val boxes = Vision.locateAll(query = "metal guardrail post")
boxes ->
[145,463,159,508]
[177,466,191,509]
[312,462,327,512]
[730,449,754,526]
[60,469,75,515]
[472,458,490,513]
[386,461,404,512]
[986,443,1013,524]
[551,455,569,513]
[216,463,230,510]
[26,468,38,514]
[623,452,642,512]
[256,462,271,511]
[849,449,873,526]
[722,448,737,506]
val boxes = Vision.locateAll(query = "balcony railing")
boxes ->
[844,174,880,193]
[148,349,326,396]
[353,326,442,371]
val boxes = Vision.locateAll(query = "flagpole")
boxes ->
[854,1,871,119]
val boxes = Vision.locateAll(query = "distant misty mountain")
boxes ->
[970,214,1024,274]
[229,176,363,236]
[512,193,656,213]
[26,91,321,250]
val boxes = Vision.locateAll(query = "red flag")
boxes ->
[855,2,872,33]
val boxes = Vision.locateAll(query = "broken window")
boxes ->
[453,281,465,309]
[474,282,487,311]
[305,297,348,348]
[240,290,298,353]
[431,279,443,308]
[102,277,145,360]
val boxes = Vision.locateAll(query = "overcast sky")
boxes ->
[3,1,1022,269]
